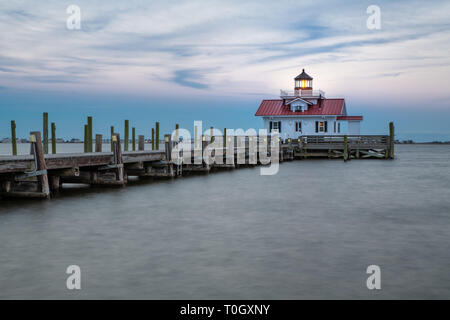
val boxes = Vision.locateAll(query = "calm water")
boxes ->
[0,144,449,299]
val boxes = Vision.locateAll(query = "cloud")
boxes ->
[172,70,209,89]
[0,0,448,106]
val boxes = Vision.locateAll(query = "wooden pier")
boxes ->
[0,118,395,199]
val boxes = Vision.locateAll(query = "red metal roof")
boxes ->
[337,116,363,121]
[255,98,346,116]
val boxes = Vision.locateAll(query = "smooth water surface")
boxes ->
[0,144,449,299]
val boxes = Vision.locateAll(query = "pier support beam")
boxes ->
[152,128,155,150]
[132,127,136,151]
[31,131,50,198]
[110,126,114,152]
[112,133,125,184]
[95,134,102,152]
[49,176,60,191]
[43,112,49,154]
[124,120,129,151]
[389,122,395,159]
[51,122,56,154]
[11,120,17,156]
[138,135,145,151]
[343,135,348,161]
[87,116,93,153]
[155,122,160,150]
[164,134,172,162]
[1,180,12,193]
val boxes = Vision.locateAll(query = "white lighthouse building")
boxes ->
[255,69,363,139]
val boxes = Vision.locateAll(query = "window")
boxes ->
[334,121,336,133]
[315,121,328,133]
[295,121,302,132]
[269,121,281,133]
[338,122,341,133]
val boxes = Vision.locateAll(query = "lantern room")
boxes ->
[294,69,313,90]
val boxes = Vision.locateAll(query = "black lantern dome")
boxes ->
[294,69,313,90]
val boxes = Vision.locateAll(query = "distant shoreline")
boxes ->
[394,141,450,145]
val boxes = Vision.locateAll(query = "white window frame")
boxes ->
[272,121,279,131]
[318,121,325,132]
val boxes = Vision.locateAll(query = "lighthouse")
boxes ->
[255,69,363,138]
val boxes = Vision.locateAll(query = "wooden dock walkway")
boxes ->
[0,125,394,199]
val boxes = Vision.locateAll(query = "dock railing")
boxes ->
[297,135,389,149]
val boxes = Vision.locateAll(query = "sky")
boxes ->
[0,0,449,141]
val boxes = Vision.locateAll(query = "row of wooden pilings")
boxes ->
[8,113,171,155]
[8,113,236,156]
[7,112,239,155]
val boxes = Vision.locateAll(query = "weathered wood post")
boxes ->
[389,122,395,159]
[49,176,60,191]
[11,120,17,156]
[194,125,198,149]
[124,120,129,151]
[343,135,348,161]
[95,134,102,152]
[112,133,124,183]
[138,135,145,151]
[87,116,93,152]
[224,128,227,148]
[51,122,56,154]
[155,122,160,150]
[164,134,172,161]
[110,126,114,152]
[43,112,49,154]
[202,135,209,165]
[131,127,136,151]
[84,124,88,153]
[30,131,50,198]
[210,126,214,143]
[152,128,155,150]
[175,124,179,142]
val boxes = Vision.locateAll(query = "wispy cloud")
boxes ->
[0,0,449,106]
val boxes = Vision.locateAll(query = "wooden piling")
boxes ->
[224,128,227,148]
[343,135,348,161]
[43,112,49,154]
[194,125,198,149]
[49,176,60,191]
[155,122,160,150]
[164,134,172,161]
[11,120,17,156]
[84,124,88,153]
[112,133,124,183]
[210,126,213,143]
[87,116,93,152]
[51,122,56,154]
[152,128,155,150]
[95,134,102,152]
[132,127,136,151]
[138,135,145,151]
[30,131,50,198]
[175,124,179,142]
[124,120,129,151]
[110,126,114,152]
[389,122,395,159]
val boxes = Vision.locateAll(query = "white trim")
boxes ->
[285,97,314,105]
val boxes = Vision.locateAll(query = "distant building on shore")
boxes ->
[255,69,363,139]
